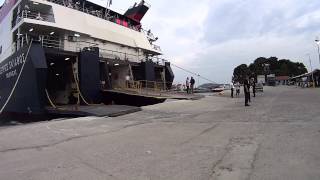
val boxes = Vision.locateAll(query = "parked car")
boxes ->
[255,83,263,92]
[212,86,225,92]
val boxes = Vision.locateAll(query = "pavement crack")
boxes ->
[75,157,119,179]
[180,123,220,145]
[0,121,154,154]
[246,143,261,180]
[209,139,233,178]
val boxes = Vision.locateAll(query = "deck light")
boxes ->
[56,73,60,76]
[74,33,80,37]
[65,57,70,61]
[50,32,55,35]
[114,63,119,66]
[33,2,39,5]
[29,28,34,32]
[50,62,55,66]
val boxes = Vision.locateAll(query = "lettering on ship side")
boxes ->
[0,52,25,79]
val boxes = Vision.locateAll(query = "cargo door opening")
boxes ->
[103,59,131,90]
[45,53,79,106]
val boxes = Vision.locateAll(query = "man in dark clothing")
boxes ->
[231,83,234,98]
[248,79,251,103]
[190,77,195,94]
[244,78,250,106]
[186,77,190,94]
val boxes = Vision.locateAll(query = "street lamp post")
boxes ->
[307,53,315,88]
[197,74,200,88]
[315,38,320,65]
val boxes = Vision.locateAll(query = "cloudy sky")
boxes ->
[2,0,320,84]
[109,0,320,84]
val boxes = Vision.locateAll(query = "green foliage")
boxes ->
[233,64,249,83]
[233,57,308,82]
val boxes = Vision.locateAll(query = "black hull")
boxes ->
[0,43,47,120]
[102,91,166,107]
[0,44,174,121]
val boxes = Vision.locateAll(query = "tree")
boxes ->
[244,56,308,77]
[233,64,250,83]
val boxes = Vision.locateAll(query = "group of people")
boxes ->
[185,77,195,94]
[231,77,256,107]
[231,82,241,98]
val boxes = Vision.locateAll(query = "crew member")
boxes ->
[186,77,190,94]
[190,77,195,94]
[244,78,250,106]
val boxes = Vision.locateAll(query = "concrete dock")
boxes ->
[0,86,320,180]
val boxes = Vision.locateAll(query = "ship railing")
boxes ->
[142,29,156,41]
[39,38,166,64]
[99,48,142,62]
[149,56,169,66]
[41,38,62,49]
[45,0,141,32]
[40,38,99,52]
[125,80,171,92]
[19,10,54,23]
[152,44,161,52]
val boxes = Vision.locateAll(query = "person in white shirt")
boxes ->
[235,82,240,97]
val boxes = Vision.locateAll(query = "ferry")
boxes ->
[0,0,174,118]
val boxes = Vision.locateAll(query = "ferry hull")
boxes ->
[0,43,47,120]
[0,44,174,121]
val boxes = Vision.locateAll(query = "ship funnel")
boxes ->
[124,0,150,23]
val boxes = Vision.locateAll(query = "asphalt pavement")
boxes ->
[0,86,320,180]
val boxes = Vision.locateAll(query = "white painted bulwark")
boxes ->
[26,0,159,53]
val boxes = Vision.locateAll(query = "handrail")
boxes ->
[123,80,172,92]
[13,10,55,27]
[45,0,141,32]
[39,38,170,64]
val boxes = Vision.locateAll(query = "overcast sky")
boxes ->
[2,0,320,84]
[108,0,320,84]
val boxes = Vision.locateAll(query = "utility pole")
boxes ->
[197,74,200,88]
[315,37,320,66]
[307,53,315,88]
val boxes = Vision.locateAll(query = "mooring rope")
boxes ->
[70,61,91,105]
[170,63,217,84]
[45,89,57,109]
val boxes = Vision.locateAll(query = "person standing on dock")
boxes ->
[235,82,240,97]
[252,78,256,98]
[186,77,190,94]
[190,77,195,94]
[231,83,234,98]
[244,77,250,106]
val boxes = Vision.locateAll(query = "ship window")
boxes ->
[0,46,2,55]
[68,36,76,42]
